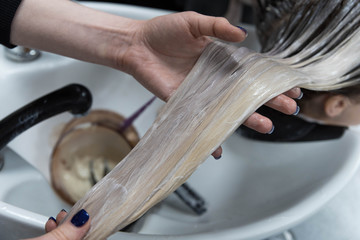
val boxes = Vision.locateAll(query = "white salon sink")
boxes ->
[0,2,360,240]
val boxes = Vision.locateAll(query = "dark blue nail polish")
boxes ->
[296,91,303,100]
[214,155,222,160]
[237,26,248,37]
[61,209,67,213]
[293,106,300,115]
[267,125,275,134]
[71,209,89,227]
[49,216,56,223]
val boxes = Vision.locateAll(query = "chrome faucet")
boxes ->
[4,46,41,62]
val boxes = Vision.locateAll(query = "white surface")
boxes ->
[0,2,360,240]
[286,125,360,240]
[0,148,67,239]
[292,169,360,239]
[127,131,360,240]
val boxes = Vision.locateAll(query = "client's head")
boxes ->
[298,85,360,127]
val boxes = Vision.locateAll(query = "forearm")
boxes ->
[10,0,138,69]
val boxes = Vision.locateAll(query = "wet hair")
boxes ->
[66,2,360,238]
[255,0,360,56]
[255,0,360,105]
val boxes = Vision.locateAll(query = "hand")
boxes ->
[118,12,301,134]
[26,209,90,240]
[119,11,246,101]
[123,13,301,159]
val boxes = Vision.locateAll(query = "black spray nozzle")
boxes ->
[0,84,92,150]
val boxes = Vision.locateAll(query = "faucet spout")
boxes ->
[4,46,41,62]
[0,84,92,150]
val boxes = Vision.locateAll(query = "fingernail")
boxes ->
[49,216,56,223]
[71,209,89,227]
[296,91,303,100]
[214,155,222,160]
[61,209,67,213]
[237,26,248,37]
[267,125,275,134]
[293,106,300,115]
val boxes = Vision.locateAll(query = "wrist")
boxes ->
[10,0,137,69]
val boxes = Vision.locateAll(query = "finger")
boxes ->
[45,209,90,240]
[56,209,68,223]
[265,94,299,115]
[45,209,68,233]
[211,146,223,159]
[187,12,247,42]
[243,112,273,134]
[45,217,57,233]
[283,87,303,99]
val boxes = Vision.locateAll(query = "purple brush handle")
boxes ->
[120,96,156,132]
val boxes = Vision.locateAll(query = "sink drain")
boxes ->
[265,230,296,240]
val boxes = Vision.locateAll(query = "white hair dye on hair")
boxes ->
[64,1,360,239]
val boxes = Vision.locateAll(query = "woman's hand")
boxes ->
[120,12,301,159]
[119,12,301,134]
[26,209,90,240]
[119,12,246,101]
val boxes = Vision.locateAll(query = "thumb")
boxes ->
[41,209,90,240]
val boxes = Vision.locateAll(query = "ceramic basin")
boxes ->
[0,2,360,240]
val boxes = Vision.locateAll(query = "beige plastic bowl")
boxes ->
[51,110,139,204]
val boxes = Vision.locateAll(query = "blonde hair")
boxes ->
[65,1,360,239]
